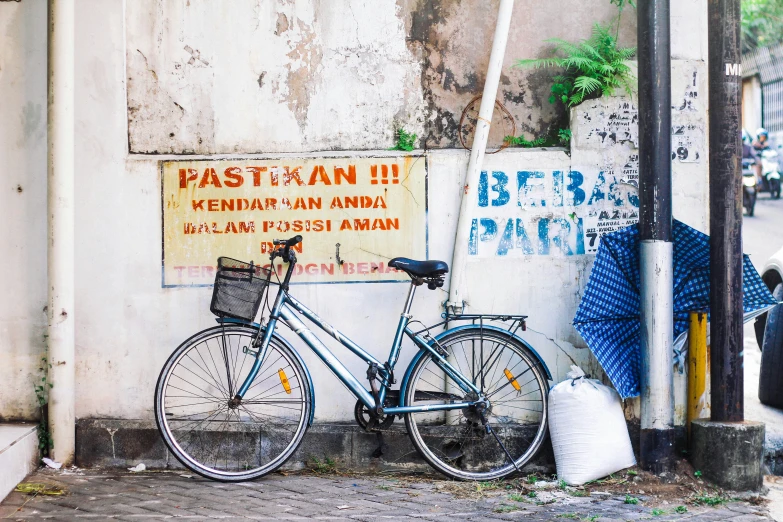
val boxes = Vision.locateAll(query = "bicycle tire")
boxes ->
[404,328,549,481]
[154,324,311,482]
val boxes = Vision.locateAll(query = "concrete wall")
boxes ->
[125,0,637,154]
[0,0,709,430]
[0,0,48,421]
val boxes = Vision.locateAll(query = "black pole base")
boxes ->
[640,428,676,473]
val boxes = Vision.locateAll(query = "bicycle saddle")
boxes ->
[388,258,449,277]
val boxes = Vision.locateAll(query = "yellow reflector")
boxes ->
[504,368,521,391]
[278,368,292,394]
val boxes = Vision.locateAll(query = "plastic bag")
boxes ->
[548,365,636,485]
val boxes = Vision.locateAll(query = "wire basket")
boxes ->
[210,257,272,322]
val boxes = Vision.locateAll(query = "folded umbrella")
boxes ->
[573,219,777,399]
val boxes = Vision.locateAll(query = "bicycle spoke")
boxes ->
[405,330,548,480]
[157,326,309,479]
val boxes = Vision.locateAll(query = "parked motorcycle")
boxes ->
[759,148,782,199]
[743,157,758,216]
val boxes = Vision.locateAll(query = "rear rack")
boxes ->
[410,313,527,337]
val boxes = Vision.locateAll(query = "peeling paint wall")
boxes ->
[126,0,636,154]
[1,0,708,427]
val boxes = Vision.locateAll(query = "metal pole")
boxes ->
[637,0,675,473]
[47,0,76,465]
[446,0,514,314]
[708,0,743,422]
[687,312,708,439]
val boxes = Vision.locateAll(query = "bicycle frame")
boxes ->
[234,261,482,416]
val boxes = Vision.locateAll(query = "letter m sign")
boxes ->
[725,63,742,76]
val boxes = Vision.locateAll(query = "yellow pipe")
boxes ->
[687,312,708,439]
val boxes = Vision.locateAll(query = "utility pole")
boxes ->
[47,0,76,465]
[637,0,675,473]
[690,0,765,492]
[708,0,743,422]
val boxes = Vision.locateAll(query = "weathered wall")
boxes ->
[0,0,709,431]
[126,0,636,154]
[0,0,48,421]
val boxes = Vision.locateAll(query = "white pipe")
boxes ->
[47,0,76,465]
[639,241,674,430]
[447,0,515,313]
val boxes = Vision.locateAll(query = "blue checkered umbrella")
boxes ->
[573,219,777,399]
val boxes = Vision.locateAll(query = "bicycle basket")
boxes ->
[210,257,271,322]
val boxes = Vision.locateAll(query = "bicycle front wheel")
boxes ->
[154,325,311,481]
[404,328,549,481]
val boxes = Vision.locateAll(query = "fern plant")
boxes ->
[516,24,636,109]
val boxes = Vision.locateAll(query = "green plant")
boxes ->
[505,127,571,149]
[558,479,569,490]
[674,506,688,514]
[34,357,53,456]
[390,128,417,152]
[526,474,538,484]
[651,508,666,516]
[626,470,638,476]
[508,493,527,502]
[556,514,580,519]
[493,504,521,513]
[624,495,639,505]
[584,516,600,522]
[609,0,636,37]
[528,491,537,498]
[692,492,728,507]
[742,0,783,52]
[309,456,336,474]
[516,24,636,109]
[558,128,572,146]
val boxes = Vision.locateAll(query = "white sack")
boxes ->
[548,366,636,485]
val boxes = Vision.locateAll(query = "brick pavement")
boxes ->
[0,469,773,521]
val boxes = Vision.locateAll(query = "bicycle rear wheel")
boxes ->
[154,325,311,481]
[404,328,549,481]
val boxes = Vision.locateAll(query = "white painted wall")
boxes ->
[0,0,709,425]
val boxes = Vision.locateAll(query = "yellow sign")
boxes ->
[162,156,427,286]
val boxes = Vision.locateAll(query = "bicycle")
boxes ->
[154,235,552,482]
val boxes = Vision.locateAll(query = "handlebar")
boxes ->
[273,235,302,247]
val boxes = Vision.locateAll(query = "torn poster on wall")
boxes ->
[161,156,427,286]
[470,168,639,257]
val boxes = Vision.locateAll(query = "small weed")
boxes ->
[584,516,600,522]
[651,508,666,516]
[526,474,538,484]
[626,470,638,476]
[377,484,392,491]
[390,128,417,152]
[624,494,639,505]
[493,504,521,513]
[674,506,688,514]
[694,470,703,477]
[571,490,588,497]
[508,493,527,503]
[309,456,336,474]
[34,357,54,457]
[692,492,727,507]
[477,480,502,493]
[558,479,569,490]
[528,491,537,498]
[556,514,579,519]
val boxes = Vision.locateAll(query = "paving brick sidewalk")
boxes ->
[0,469,772,521]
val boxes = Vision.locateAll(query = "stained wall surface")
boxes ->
[0,0,708,424]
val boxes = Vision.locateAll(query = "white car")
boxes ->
[755,246,783,408]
